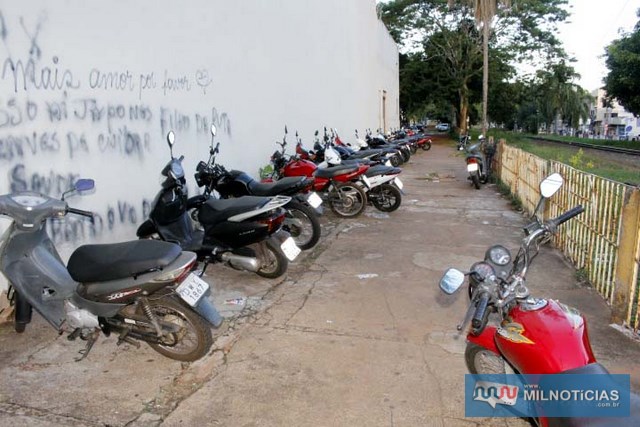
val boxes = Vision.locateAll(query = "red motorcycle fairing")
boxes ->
[494,299,596,374]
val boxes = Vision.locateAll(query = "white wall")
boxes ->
[0,0,398,288]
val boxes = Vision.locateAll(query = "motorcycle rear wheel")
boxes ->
[283,200,321,250]
[370,183,402,212]
[465,342,506,374]
[256,239,288,278]
[409,144,418,155]
[144,296,213,362]
[421,141,431,151]
[471,172,481,190]
[329,182,367,218]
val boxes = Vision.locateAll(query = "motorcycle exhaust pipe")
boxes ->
[218,252,260,272]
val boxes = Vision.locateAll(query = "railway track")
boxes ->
[528,136,640,156]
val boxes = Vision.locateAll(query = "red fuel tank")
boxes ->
[495,299,596,374]
[284,159,316,178]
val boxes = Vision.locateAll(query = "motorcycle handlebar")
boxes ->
[66,207,94,220]
[471,293,490,331]
[548,205,584,229]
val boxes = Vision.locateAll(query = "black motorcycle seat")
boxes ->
[546,363,640,427]
[314,165,359,178]
[341,158,374,166]
[247,176,310,196]
[68,240,182,283]
[365,165,401,177]
[347,149,382,159]
[198,196,270,225]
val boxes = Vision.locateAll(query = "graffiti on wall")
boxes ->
[0,10,232,244]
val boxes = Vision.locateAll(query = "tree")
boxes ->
[449,0,512,136]
[603,11,640,116]
[380,0,570,133]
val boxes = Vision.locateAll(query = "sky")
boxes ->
[558,0,638,91]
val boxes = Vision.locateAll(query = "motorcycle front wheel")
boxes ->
[329,182,367,217]
[144,296,213,362]
[409,144,418,155]
[256,239,288,279]
[465,342,506,374]
[390,154,402,167]
[283,200,321,250]
[370,183,402,212]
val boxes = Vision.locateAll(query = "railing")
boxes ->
[496,141,640,329]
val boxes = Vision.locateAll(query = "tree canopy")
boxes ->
[379,0,573,132]
[604,11,640,116]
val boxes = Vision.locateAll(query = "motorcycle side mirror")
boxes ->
[75,179,95,192]
[315,130,319,136]
[284,125,288,134]
[532,173,564,220]
[540,173,563,198]
[167,131,175,158]
[439,268,465,295]
[210,124,217,137]
[62,178,95,200]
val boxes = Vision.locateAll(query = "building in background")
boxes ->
[589,89,639,140]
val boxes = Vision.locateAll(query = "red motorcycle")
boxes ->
[269,136,369,218]
[439,173,640,426]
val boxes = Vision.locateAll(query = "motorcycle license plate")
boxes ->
[307,192,322,208]
[394,177,404,190]
[467,163,479,172]
[177,273,210,307]
[281,236,301,261]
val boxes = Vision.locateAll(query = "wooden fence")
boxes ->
[496,141,640,329]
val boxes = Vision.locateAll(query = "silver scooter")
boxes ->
[0,179,222,362]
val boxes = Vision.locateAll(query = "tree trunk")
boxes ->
[458,84,469,134]
[482,20,489,136]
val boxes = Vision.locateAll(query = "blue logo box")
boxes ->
[465,373,631,418]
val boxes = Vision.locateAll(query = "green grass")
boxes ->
[487,131,640,186]
[530,134,640,151]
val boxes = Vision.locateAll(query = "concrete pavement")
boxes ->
[1,140,639,427]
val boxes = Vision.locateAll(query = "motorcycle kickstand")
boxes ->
[197,259,210,278]
[74,329,100,362]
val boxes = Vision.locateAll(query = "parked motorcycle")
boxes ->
[137,131,299,279]
[0,179,222,362]
[365,129,412,163]
[189,126,322,251]
[269,136,369,218]
[350,130,404,166]
[308,129,404,213]
[438,173,640,425]
[464,135,488,190]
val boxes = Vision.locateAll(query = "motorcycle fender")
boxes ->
[193,294,223,328]
[293,194,324,216]
[269,230,292,246]
[467,325,500,355]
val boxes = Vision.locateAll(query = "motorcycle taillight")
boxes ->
[467,158,478,164]
[257,210,286,234]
